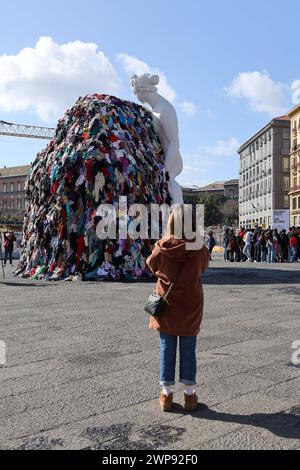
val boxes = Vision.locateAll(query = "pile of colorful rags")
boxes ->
[15,94,172,281]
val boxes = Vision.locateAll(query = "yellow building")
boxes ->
[288,103,300,226]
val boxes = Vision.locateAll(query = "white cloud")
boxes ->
[225,71,288,117]
[0,37,201,124]
[117,53,177,103]
[117,53,198,117]
[0,37,122,123]
[179,100,198,117]
[201,137,240,157]
[291,80,300,105]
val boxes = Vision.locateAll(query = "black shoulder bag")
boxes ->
[144,262,185,317]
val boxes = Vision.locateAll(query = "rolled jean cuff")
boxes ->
[179,379,197,386]
[160,380,175,386]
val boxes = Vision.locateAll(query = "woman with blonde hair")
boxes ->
[146,205,209,412]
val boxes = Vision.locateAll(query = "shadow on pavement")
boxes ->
[0,281,56,288]
[171,403,300,441]
[203,266,300,285]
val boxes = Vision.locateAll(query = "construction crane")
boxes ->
[0,119,55,140]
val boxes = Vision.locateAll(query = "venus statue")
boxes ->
[130,74,184,204]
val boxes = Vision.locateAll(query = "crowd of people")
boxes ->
[207,226,300,263]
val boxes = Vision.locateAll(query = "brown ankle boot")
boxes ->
[159,392,173,412]
[184,393,198,411]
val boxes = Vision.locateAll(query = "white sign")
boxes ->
[272,210,290,231]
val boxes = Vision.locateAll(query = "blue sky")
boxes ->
[0,0,299,187]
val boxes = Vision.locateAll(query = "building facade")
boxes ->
[224,179,239,199]
[238,117,290,229]
[0,165,30,221]
[288,104,300,227]
[182,180,239,202]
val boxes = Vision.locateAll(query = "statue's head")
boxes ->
[130,73,159,103]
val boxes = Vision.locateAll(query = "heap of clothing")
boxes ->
[15,94,171,281]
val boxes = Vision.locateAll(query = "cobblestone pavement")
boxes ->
[0,256,299,450]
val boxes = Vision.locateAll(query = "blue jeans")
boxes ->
[267,246,275,263]
[290,247,297,262]
[160,333,197,386]
[243,245,251,260]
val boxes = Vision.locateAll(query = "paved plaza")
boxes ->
[0,256,300,450]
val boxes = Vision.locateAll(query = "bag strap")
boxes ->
[163,262,185,301]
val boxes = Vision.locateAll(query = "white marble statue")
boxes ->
[130,73,184,204]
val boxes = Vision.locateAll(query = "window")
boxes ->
[283,140,290,153]
[284,195,289,207]
[3,183,7,193]
[283,176,290,191]
[10,182,14,192]
[293,139,298,151]
[17,181,22,192]
[293,120,297,132]
[283,157,290,171]
[293,198,297,210]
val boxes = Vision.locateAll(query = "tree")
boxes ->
[222,199,239,226]
[198,192,223,227]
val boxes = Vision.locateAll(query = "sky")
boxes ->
[0,0,299,188]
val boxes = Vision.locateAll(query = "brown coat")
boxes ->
[146,236,210,337]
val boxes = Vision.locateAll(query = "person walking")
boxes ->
[296,227,300,262]
[223,228,230,262]
[236,228,245,262]
[253,229,261,263]
[3,231,16,267]
[259,230,267,263]
[207,231,216,261]
[289,229,298,263]
[146,206,210,412]
[266,230,275,263]
[279,229,289,263]
[243,229,253,262]
[273,229,280,262]
[228,229,237,262]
